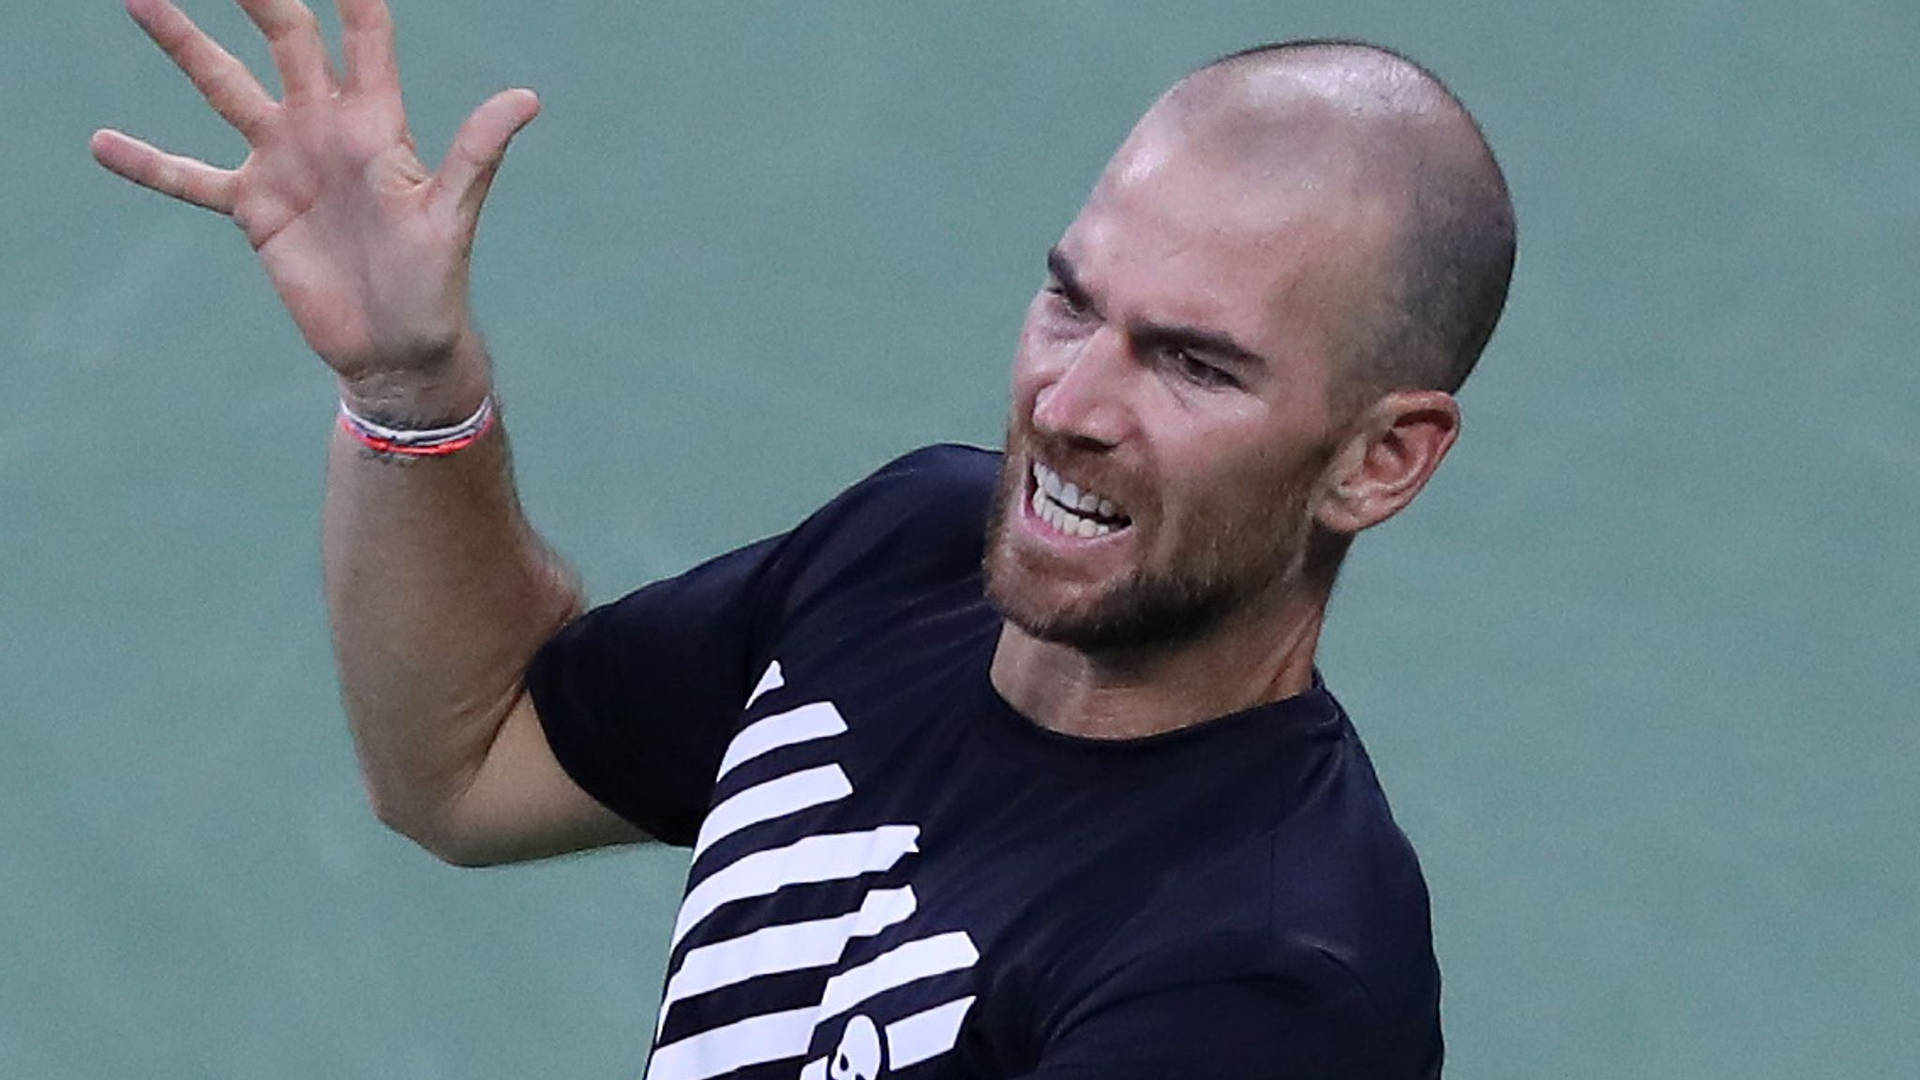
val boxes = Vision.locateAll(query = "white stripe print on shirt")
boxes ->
[646,661,979,1080]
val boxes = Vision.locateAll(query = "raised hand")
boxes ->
[92,0,539,391]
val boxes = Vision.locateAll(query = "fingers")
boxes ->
[125,0,275,139]
[335,0,399,96]
[91,128,241,214]
[233,0,336,102]
[433,89,541,224]
[336,0,399,98]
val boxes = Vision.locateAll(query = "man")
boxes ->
[96,1,1513,1076]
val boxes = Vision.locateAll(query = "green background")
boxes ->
[4,2,1915,1076]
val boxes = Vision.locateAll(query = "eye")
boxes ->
[1044,281,1092,321]
[1169,348,1240,389]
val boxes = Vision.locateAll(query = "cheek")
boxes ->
[1150,434,1319,536]
[1009,321,1062,418]
[1014,293,1097,373]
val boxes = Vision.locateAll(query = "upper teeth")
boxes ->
[1031,461,1127,538]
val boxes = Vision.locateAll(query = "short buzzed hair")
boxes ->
[1193,41,1517,406]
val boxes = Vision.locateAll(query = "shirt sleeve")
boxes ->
[523,444,1002,847]
[524,532,790,846]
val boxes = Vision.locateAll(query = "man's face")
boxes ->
[982,122,1392,652]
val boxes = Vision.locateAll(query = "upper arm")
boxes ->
[428,447,994,863]
[429,689,649,866]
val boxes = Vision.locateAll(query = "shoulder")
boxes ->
[805,443,1001,536]
[992,914,1440,1078]
[1263,712,1438,1013]
[771,443,1003,609]
[1048,714,1441,1071]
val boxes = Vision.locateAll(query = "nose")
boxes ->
[1030,324,1132,450]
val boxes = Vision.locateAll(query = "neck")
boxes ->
[989,590,1327,740]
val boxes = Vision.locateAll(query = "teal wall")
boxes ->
[4,2,1915,1076]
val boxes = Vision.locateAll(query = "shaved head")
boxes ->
[1137,41,1516,409]
[985,42,1513,646]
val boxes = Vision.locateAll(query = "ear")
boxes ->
[1314,389,1461,534]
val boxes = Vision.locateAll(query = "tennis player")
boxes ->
[96,2,1514,1075]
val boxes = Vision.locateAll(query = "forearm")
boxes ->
[98,0,607,860]
[322,336,582,850]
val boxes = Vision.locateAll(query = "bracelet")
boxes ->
[337,395,496,456]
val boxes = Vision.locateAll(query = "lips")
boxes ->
[1030,460,1132,538]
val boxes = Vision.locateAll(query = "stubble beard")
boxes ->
[981,445,1327,655]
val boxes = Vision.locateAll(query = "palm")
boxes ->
[93,0,538,382]
[234,97,450,373]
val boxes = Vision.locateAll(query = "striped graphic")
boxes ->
[816,932,980,1022]
[646,1003,819,1080]
[796,996,977,1079]
[691,764,853,860]
[656,886,916,1036]
[885,996,978,1069]
[649,661,980,1079]
[670,826,920,949]
[716,700,847,782]
[746,661,784,708]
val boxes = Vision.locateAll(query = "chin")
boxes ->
[984,450,1239,654]
[1004,574,1243,654]
[983,536,1241,655]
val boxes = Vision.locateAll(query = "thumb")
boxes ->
[434,88,541,224]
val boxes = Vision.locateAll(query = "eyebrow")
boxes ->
[1045,247,1097,315]
[1045,246,1271,373]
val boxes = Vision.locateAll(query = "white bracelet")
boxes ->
[337,395,495,456]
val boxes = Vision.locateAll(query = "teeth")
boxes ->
[1033,462,1058,499]
[1028,459,1123,538]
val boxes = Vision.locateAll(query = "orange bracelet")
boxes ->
[337,396,495,456]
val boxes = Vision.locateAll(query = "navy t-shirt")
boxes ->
[527,445,1443,1079]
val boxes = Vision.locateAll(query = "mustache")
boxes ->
[1003,425,1141,511]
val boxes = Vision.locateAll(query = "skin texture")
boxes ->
[96,7,1490,856]
[985,52,1472,740]
[94,0,640,864]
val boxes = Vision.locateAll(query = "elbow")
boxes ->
[366,788,504,869]
[423,841,509,870]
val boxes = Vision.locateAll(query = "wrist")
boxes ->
[337,330,492,428]
[338,394,495,457]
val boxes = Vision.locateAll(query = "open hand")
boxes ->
[92,0,539,387]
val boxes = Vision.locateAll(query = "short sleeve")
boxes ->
[524,443,1002,847]
[525,532,788,845]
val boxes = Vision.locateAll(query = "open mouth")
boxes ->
[1030,460,1133,538]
